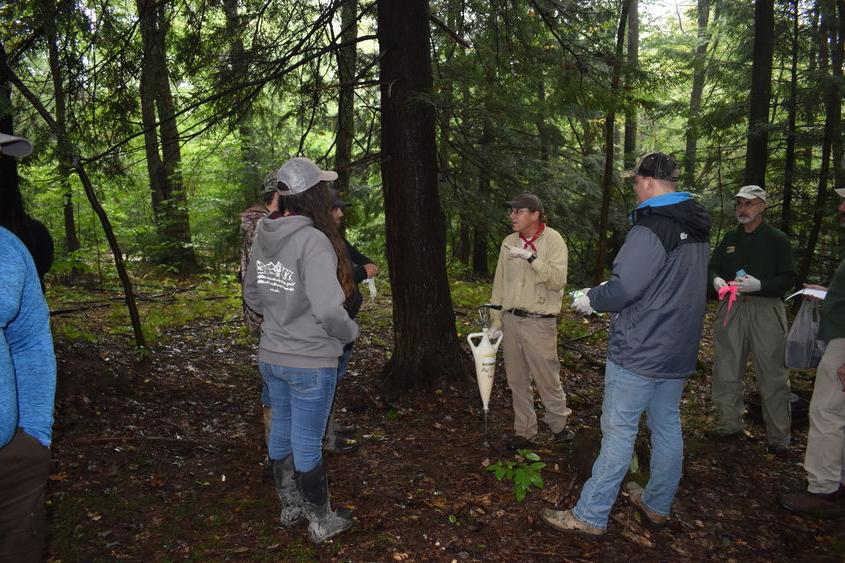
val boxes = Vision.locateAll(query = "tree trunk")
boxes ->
[798,0,842,281]
[43,0,80,254]
[684,0,711,189]
[592,0,630,285]
[377,0,467,390]
[781,0,799,235]
[334,0,358,193]
[136,0,195,268]
[743,0,775,188]
[623,0,639,169]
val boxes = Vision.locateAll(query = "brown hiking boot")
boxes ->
[624,481,669,529]
[778,490,844,518]
[541,508,605,537]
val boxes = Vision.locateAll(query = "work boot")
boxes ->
[272,455,305,527]
[553,428,575,445]
[297,461,353,543]
[704,429,744,441]
[541,508,605,537]
[324,416,360,454]
[778,489,844,518]
[505,435,536,452]
[624,481,669,529]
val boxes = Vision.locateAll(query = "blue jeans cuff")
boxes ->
[571,507,607,530]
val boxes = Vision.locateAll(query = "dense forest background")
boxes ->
[2,0,843,365]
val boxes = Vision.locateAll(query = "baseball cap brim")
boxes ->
[320,170,338,182]
[835,187,845,198]
[0,133,33,157]
[620,169,636,178]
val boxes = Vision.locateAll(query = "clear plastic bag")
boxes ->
[784,299,826,369]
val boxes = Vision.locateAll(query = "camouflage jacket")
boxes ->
[239,204,268,334]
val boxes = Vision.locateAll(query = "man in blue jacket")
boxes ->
[542,152,710,536]
[0,134,57,561]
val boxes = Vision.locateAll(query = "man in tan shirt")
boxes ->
[489,193,572,450]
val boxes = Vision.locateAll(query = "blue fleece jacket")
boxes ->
[0,226,56,448]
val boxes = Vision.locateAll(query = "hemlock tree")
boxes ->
[377,0,467,390]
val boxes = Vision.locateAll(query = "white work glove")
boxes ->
[488,327,503,341]
[713,277,728,291]
[733,274,761,294]
[572,293,595,316]
[506,245,534,260]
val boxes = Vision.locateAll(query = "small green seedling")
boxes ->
[485,449,546,502]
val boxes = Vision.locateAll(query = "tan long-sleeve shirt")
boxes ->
[490,226,568,329]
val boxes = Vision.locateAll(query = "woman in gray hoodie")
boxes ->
[243,157,358,543]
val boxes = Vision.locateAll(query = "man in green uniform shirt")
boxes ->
[708,185,798,454]
[779,187,845,516]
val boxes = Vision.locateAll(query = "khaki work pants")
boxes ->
[804,338,845,494]
[502,312,572,439]
[712,295,792,446]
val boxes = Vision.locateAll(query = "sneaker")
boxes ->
[778,490,844,518]
[541,508,605,537]
[553,428,575,444]
[505,435,536,451]
[624,482,669,529]
[704,429,744,441]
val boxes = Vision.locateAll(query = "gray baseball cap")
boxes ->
[735,185,767,202]
[0,133,33,157]
[276,157,337,196]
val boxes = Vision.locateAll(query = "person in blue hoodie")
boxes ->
[0,133,57,561]
[542,152,711,536]
[244,157,358,544]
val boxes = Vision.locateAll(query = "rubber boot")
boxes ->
[297,461,353,543]
[271,454,304,526]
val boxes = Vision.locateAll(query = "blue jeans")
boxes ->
[573,360,686,529]
[259,361,337,472]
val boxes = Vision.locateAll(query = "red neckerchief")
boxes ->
[520,222,545,253]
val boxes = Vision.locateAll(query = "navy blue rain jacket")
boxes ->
[587,193,711,379]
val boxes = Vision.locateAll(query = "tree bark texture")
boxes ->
[592,0,630,285]
[137,0,195,268]
[335,0,358,194]
[684,0,711,189]
[742,0,775,188]
[623,0,638,169]
[377,0,467,390]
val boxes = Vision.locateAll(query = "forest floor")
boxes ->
[43,278,844,562]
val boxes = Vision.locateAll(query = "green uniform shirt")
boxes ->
[708,222,798,298]
[821,258,845,342]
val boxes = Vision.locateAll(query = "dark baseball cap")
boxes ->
[621,152,680,182]
[504,193,544,214]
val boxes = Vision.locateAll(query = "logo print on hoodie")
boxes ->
[256,260,295,292]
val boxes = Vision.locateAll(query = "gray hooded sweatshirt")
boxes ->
[244,215,358,368]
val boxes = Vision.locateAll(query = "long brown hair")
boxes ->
[282,182,356,298]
